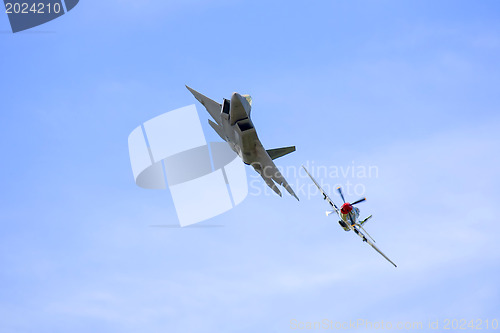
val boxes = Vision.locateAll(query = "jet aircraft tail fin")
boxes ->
[266,146,296,160]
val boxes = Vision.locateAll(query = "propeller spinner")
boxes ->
[340,203,353,214]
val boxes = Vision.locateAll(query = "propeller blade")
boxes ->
[326,210,335,216]
[337,187,345,203]
[351,198,366,205]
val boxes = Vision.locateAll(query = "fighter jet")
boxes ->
[186,86,299,200]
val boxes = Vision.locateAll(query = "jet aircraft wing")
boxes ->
[186,85,222,125]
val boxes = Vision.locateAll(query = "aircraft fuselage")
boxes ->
[340,206,360,225]
[220,92,261,165]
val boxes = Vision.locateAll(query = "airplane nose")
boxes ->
[341,203,352,214]
[230,92,251,116]
[231,92,243,104]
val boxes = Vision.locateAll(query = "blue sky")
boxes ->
[1,0,500,332]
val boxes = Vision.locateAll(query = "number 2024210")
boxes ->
[5,3,62,14]
[443,319,499,330]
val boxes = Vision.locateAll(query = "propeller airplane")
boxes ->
[302,165,397,267]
